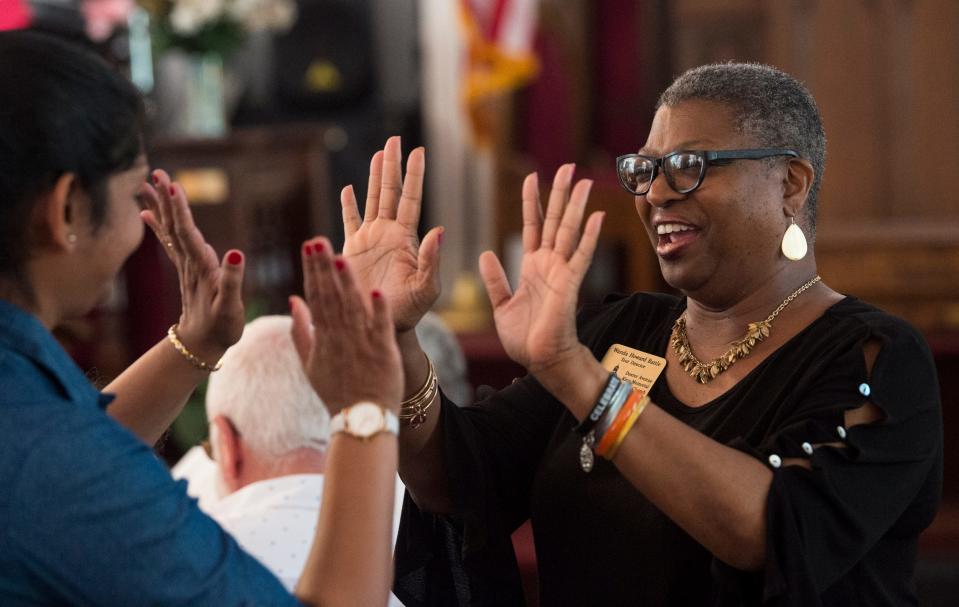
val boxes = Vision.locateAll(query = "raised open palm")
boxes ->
[289,238,402,416]
[340,137,443,332]
[140,169,245,361]
[479,165,604,375]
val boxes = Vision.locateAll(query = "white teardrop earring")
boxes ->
[66,233,77,244]
[781,218,807,261]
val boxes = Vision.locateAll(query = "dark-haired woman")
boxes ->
[0,30,402,606]
[341,66,942,605]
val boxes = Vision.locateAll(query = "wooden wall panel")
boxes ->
[806,1,890,223]
[909,1,959,219]
[498,0,958,330]
[669,0,959,331]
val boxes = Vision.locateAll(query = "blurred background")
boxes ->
[3,0,957,603]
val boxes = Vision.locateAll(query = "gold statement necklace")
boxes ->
[670,275,822,384]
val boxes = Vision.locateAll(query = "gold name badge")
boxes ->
[600,344,667,394]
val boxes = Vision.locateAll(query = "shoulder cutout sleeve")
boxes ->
[721,316,943,605]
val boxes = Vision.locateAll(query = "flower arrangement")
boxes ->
[142,0,297,57]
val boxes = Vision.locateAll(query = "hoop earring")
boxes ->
[781,218,807,261]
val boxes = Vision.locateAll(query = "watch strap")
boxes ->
[383,408,400,435]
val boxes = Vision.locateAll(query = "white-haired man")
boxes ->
[173,315,405,604]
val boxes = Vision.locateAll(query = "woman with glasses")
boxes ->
[343,64,942,606]
[0,30,403,606]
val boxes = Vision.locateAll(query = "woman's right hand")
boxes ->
[141,170,245,364]
[340,136,444,332]
[289,237,403,415]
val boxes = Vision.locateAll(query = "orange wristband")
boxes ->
[605,393,650,460]
[595,389,642,457]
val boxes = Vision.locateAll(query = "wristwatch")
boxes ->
[330,402,399,439]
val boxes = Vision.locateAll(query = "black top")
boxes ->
[394,293,942,606]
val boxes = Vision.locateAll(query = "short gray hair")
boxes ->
[206,315,329,456]
[415,312,472,404]
[658,62,826,230]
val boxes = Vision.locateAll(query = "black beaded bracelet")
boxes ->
[575,372,621,436]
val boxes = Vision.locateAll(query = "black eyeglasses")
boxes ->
[615,148,799,196]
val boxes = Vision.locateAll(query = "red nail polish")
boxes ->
[314,242,325,254]
[227,251,242,265]
[334,258,345,271]
[304,243,313,256]
[372,290,382,299]
[152,175,159,185]
[288,297,294,312]
[169,185,176,197]
[438,231,444,246]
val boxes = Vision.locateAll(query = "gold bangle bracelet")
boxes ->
[399,355,437,428]
[167,324,222,372]
[402,354,436,404]
[400,386,437,428]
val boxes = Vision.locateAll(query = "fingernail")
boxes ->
[438,231,444,246]
[372,290,382,299]
[303,243,313,256]
[227,251,242,265]
[152,175,159,185]
[169,185,176,197]
[334,258,345,271]
[314,242,325,254]
[288,297,294,312]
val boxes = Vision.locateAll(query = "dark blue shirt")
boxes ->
[0,299,302,606]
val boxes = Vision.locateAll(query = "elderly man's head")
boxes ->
[658,63,826,233]
[206,315,329,493]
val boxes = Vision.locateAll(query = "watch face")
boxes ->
[348,403,383,437]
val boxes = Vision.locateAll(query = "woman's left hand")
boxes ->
[139,170,245,365]
[479,165,604,377]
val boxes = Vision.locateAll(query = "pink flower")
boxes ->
[0,0,32,31]
[81,0,136,41]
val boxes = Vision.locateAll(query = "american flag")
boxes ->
[461,0,540,108]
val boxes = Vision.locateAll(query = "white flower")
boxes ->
[169,0,227,35]
[228,0,297,32]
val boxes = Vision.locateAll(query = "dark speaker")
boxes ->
[273,0,375,111]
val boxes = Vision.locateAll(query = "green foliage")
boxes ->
[152,19,246,57]
[169,379,209,453]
